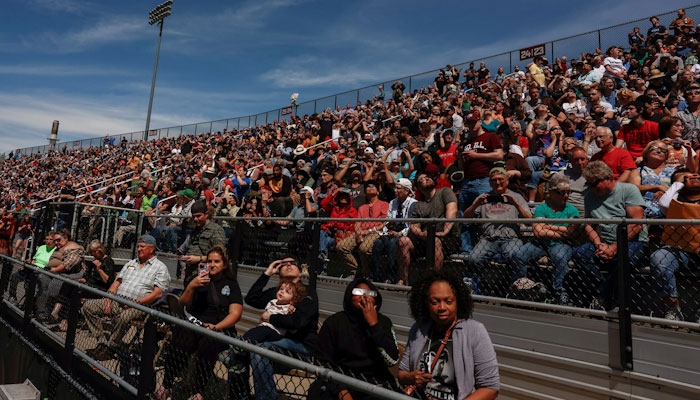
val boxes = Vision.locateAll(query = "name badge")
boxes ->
[221,285,230,296]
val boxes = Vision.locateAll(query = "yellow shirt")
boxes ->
[529,63,545,87]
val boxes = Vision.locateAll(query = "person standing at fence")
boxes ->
[242,257,318,399]
[312,277,400,399]
[81,235,170,361]
[398,269,499,400]
[179,200,226,286]
[56,179,77,231]
[573,161,647,311]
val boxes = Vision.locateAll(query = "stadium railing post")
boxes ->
[132,213,145,260]
[309,222,322,291]
[229,220,243,280]
[614,222,633,371]
[70,202,80,240]
[426,223,436,271]
[22,268,37,332]
[136,318,158,400]
[0,260,11,304]
[61,287,82,373]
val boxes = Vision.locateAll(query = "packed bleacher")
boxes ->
[2,12,700,325]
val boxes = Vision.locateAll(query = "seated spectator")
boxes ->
[8,230,56,306]
[512,174,580,304]
[629,140,677,219]
[573,161,646,310]
[677,83,700,141]
[159,246,242,400]
[242,257,318,399]
[555,146,588,216]
[659,116,697,170]
[398,269,499,400]
[0,209,16,255]
[652,169,700,320]
[398,172,458,285]
[591,126,636,182]
[35,229,84,320]
[337,180,389,274]
[372,178,417,283]
[81,235,170,361]
[49,240,116,332]
[318,190,357,263]
[463,167,531,286]
[179,200,226,286]
[313,277,400,399]
[615,101,659,163]
[243,279,306,343]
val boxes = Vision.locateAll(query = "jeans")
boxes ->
[649,247,700,298]
[151,226,180,252]
[513,242,573,291]
[319,230,335,256]
[250,338,310,399]
[372,235,399,282]
[466,238,522,270]
[573,241,646,302]
[526,155,545,189]
[458,178,491,252]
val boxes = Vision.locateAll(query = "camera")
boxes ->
[486,194,505,204]
[673,138,682,150]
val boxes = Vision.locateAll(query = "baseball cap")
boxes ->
[489,167,508,178]
[138,235,158,247]
[364,147,375,154]
[396,178,413,193]
[177,188,195,198]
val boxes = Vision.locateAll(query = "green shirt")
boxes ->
[33,245,56,269]
[584,182,647,244]
[534,202,580,245]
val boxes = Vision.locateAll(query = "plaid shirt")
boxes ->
[116,256,170,301]
[62,247,85,273]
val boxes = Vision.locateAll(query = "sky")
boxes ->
[0,0,695,154]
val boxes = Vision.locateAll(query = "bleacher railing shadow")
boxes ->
[11,4,700,157]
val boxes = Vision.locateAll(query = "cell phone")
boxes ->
[198,262,209,276]
[486,194,505,204]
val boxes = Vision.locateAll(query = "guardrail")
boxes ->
[10,4,700,156]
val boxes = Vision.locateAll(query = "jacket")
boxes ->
[399,319,500,399]
[244,273,319,352]
[316,277,399,387]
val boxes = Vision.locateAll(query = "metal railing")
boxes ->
[10,4,700,157]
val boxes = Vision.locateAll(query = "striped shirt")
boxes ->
[116,256,170,301]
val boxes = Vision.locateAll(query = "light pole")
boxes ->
[144,0,173,141]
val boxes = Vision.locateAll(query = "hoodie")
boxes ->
[316,277,400,387]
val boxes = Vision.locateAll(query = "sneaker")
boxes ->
[664,307,684,322]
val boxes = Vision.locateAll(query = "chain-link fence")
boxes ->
[12,4,700,157]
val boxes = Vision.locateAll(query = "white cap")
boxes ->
[358,140,369,146]
[364,147,374,154]
[396,178,413,193]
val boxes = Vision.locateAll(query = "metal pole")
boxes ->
[615,223,633,371]
[426,224,436,270]
[136,319,158,400]
[598,29,602,50]
[144,19,165,141]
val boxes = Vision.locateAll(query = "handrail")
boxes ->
[0,254,414,400]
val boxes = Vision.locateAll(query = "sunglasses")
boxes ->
[649,145,669,155]
[351,288,377,297]
[685,89,700,95]
[550,188,571,196]
[683,174,700,182]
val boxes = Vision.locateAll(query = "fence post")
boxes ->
[614,222,633,371]
[309,222,321,294]
[23,270,37,331]
[228,220,243,280]
[62,287,82,372]
[0,260,12,301]
[426,223,436,271]
[132,213,145,260]
[136,318,158,400]
[70,202,80,240]
[409,76,413,93]
[598,30,602,50]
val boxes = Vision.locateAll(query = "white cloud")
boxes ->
[264,55,394,88]
[24,0,88,14]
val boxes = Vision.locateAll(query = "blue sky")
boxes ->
[0,0,694,153]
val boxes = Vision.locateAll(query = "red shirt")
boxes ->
[462,132,502,180]
[617,120,659,159]
[591,148,636,179]
[357,200,389,231]
[436,144,458,168]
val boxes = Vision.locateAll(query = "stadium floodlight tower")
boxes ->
[143,0,173,141]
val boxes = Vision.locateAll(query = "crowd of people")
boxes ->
[2,11,700,323]
[5,9,700,399]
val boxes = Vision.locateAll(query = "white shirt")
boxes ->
[603,57,625,76]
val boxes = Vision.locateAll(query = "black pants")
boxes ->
[243,325,282,344]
